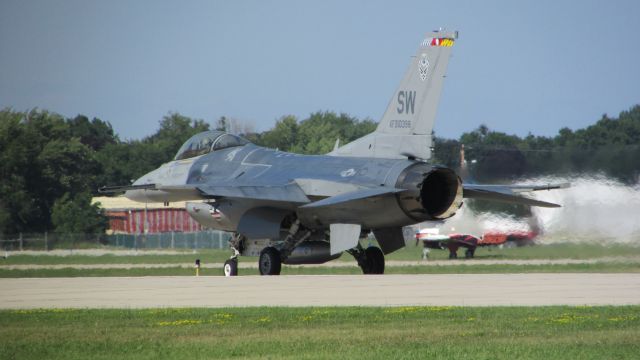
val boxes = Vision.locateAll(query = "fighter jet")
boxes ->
[100,30,567,276]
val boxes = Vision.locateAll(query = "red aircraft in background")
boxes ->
[415,229,537,259]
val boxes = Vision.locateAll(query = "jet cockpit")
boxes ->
[174,131,250,160]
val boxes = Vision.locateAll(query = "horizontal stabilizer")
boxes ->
[463,187,561,208]
[301,187,405,209]
[464,183,570,195]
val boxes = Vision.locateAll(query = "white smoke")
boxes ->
[418,174,640,245]
[418,207,529,236]
[530,175,640,245]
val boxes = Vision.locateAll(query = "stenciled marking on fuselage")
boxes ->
[236,148,273,178]
[340,168,356,177]
[419,53,429,81]
[389,120,412,129]
[225,148,242,162]
[164,158,196,184]
[396,90,416,115]
[240,149,271,167]
[274,150,302,158]
[422,37,455,47]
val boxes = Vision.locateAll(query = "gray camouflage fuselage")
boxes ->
[127,143,462,236]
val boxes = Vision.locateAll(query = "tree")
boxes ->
[94,140,165,188]
[215,116,227,132]
[67,115,117,150]
[0,109,36,233]
[145,112,210,162]
[252,112,377,154]
[259,115,299,151]
[51,192,108,235]
[0,109,107,233]
[37,138,100,203]
[432,137,461,169]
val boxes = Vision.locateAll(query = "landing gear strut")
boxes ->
[223,233,244,277]
[256,218,311,276]
[349,245,385,274]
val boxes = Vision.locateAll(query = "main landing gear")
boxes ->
[258,247,282,275]
[223,242,284,276]
[258,218,309,276]
[257,244,385,275]
[223,229,387,276]
[348,245,385,274]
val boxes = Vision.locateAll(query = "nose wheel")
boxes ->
[224,233,244,277]
[223,259,238,276]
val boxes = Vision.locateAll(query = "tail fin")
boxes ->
[330,30,458,160]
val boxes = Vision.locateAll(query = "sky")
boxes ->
[1,0,639,140]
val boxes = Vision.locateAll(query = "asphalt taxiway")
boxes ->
[1,273,639,309]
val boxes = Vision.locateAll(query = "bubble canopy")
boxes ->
[174,131,250,160]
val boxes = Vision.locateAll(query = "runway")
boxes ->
[1,273,639,308]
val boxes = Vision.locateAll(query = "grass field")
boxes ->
[1,306,638,359]
[1,262,640,278]
[2,242,640,277]
[2,243,640,266]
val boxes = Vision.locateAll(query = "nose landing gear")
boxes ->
[223,258,238,276]
[223,233,244,277]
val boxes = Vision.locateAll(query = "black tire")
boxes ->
[362,247,385,275]
[259,247,282,275]
[223,259,238,276]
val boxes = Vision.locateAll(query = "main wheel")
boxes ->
[223,259,238,276]
[361,247,385,275]
[259,247,282,275]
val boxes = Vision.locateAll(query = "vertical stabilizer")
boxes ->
[330,30,458,160]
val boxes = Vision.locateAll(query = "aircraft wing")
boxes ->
[198,183,310,203]
[98,184,157,193]
[463,183,570,208]
[100,182,310,204]
[99,183,203,198]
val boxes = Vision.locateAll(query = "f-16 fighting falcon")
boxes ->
[100,30,567,276]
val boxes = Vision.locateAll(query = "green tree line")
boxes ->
[0,110,208,235]
[433,105,640,184]
[1,105,638,234]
